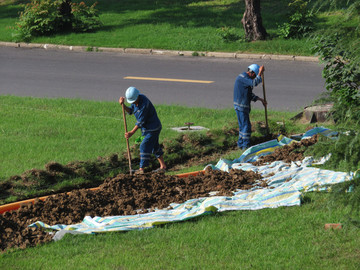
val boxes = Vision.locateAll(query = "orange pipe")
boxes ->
[176,170,204,178]
[0,196,49,214]
[0,171,204,214]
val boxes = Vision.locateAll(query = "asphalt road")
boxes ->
[0,46,325,111]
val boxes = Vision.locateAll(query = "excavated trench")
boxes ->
[0,136,318,253]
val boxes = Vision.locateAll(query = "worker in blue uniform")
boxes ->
[119,87,166,174]
[234,64,267,150]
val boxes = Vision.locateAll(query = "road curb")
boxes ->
[0,41,319,62]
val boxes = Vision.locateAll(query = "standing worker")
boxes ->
[233,64,267,150]
[119,87,167,174]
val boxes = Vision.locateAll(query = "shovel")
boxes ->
[261,73,269,135]
[121,103,133,175]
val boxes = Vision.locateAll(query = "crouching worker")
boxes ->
[119,87,166,174]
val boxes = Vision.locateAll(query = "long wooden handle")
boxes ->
[122,103,132,175]
[261,73,269,134]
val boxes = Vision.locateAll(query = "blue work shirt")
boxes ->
[129,94,162,134]
[233,72,262,113]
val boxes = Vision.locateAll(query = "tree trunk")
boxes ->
[59,0,73,31]
[241,0,267,41]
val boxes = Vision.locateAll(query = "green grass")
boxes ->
[0,95,319,180]
[0,96,125,178]
[1,192,359,269]
[0,0,357,56]
[1,95,324,205]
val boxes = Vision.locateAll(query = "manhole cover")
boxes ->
[171,126,209,132]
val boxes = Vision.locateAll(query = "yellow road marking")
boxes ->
[124,76,214,84]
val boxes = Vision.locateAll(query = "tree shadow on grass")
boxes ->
[0,3,23,20]
[97,0,243,31]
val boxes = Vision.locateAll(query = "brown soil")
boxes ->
[0,135,319,253]
[252,135,318,166]
[0,168,264,253]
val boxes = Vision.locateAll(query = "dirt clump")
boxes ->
[1,168,264,253]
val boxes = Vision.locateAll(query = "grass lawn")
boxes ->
[0,0,358,56]
[0,95,315,180]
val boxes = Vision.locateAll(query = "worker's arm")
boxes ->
[125,125,139,139]
[252,65,265,87]
[257,97,267,107]
[119,96,138,138]
[258,65,265,77]
[118,97,132,114]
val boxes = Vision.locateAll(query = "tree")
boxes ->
[241,0,268,41]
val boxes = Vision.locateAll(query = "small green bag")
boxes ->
[135,136,144,144]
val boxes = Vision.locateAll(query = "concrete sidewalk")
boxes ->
[0,41,319,62]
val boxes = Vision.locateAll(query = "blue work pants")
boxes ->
[235,109,251,149]
[139,130,164,168]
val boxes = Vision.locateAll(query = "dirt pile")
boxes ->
[252,135,318,166]
[0,168,264,253]
[0,155,125,204]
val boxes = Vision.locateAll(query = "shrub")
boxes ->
[217,27,242,43]
[14,0,62,41]
[277,0,314,39]
[305,132,360,173]
[13,0,101,42]
[312,33,360,124]
[71,1,101,32]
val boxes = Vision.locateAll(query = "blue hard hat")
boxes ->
[248,64,260,76]
[125,87,140,103]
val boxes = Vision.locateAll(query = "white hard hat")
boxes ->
[248,64,260,76]
[125,87,140,103]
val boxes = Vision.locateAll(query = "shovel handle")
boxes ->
[261,73,269,134]
[122,103,132,175]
